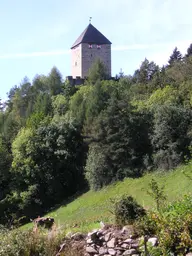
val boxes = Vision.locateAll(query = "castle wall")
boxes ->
[81,43,111,78]
[71,44,82,78]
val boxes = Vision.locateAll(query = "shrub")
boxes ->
[114,195,146,225]
[136,195,192,255]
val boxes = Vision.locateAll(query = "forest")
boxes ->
[0,44,192,226]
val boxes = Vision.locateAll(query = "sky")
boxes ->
[0,0,192,99]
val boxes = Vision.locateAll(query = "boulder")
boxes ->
[108,248,116,255]
[107,238,116,248]
[86,246,98,254]
[148,237,158,247]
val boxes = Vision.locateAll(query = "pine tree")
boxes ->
[186,43,192,58]
[168,47,182,65]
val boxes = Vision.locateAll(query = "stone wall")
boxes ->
[71,44,82,78]
[81,43,111,78]
[56,224,158,256]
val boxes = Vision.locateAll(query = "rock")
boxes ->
[97,231,103,237]
[99,247,108,255]
[129,234,138,239]
[88,230,99,243]
[124,238,133,244]
[121,243,130,249]
[115,247,124,251]
[87,238,93,244]
[148,237,158,247]
[130,242,139,249]
[71,232,85,241]
[108,248,116,255]
[107,238,116,248]
[105,232,112,242]
[121,225,134,235]
[86,246,98,254]
[123,249,137,255]
[99,236,105,242]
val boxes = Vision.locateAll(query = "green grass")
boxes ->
[23,163,192,232]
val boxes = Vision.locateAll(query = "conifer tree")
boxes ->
[186,43,192,58]
[168,47,182,65]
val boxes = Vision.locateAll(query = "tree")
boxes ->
[85,99,153,190]
[152,105,192,170]
[88,59,109,84]
[185,43,192,58]
[168,47,182,65]
[47,67,62,95]
[133,58,159,84]
[0,136,11,200]
[10,121,86,219]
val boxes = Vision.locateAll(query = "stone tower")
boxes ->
[71,23,112,79]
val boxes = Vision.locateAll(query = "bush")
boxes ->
[114,195,146,225]
[136,195,192,255]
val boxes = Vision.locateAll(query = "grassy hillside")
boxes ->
[23,163,192,232]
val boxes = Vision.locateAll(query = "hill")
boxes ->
[23,162,192,232]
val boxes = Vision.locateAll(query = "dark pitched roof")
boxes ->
[71,24,112,49]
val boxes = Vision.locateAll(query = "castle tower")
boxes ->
[71,23,112,79]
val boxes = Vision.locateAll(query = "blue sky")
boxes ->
[0,0,192,99]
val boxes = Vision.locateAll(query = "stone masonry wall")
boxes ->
[81,43,111,78]
[71,44,82,78]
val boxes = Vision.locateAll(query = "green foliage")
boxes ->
[146,85,179,108]
[69,85,93,126]
[1,44,192,232]
[0,136,12,200]
[88,59,109,84]
[85,99,153,190]
[152,105,192,170]
[136,195,192,255]
[47,66,62,96]
[133,58,159,84]
[22,162,192,232]
[113,195,146,225]
[186,43,192,58]
[147,179,167,211]
[8,121,86,221]
[52,94,68,116]
[168,47,182,65]
[85,143,112,190]
[26,112,46,129]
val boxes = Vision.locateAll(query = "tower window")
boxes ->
[75,62,77,66]
[88,44,93,49]
[97,45,101,49]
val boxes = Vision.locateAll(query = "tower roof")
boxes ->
[71,23,112,49]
